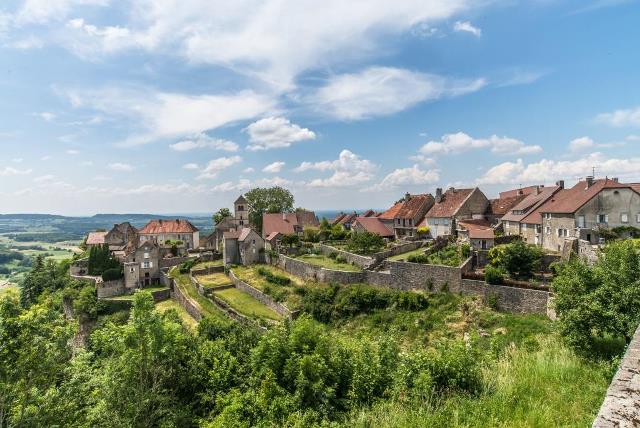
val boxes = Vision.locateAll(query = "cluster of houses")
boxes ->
[84,175,640,285]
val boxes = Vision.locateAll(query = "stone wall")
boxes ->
[159,256,193,269]
[97,279,126,298]
[372,241,426,261]
[318,244,374,268]
[386,260,463,292]
[191,265,225,276]
[151,288,171,302]
[592,323,640,427]
[229,270,294,319]
[578,239,599,266]
[277,255,366,284]
[459,279,550,314]
[170,277,203,322]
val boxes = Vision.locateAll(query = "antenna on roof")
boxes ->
[591,166,597,177]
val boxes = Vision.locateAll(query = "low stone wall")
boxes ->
[170,278,203,322]
[459,279,550,314]
[70,258,89,276]
[386,260,463,292]
[229,270,294,319]
[278,255,366,284]
[160,269,172,288]
[364,270,394,287]
[318,244,374,268]
[593,323,640,427]
[372,241,426,261]
[191,265,225,276]
[70,274,100,285]
[578,239,599,266]
[151,288,170,302]
[159,256,194,269]
[97,279,126,298]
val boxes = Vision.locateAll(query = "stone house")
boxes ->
[331,212,358,230]
[262,211,320,239]
[85,231,107,249]
[378,193,435,239]
[351,216,394,239]
[457,219,495,250]
[265,232,283,252]
[539,177,640,251]
[123,240,160,290]
[484,189,529,225]
[139,219,200,250]
[223,228,265,265]
[104,222,139,259]
[422,187,489,238]
[500,184,563,245]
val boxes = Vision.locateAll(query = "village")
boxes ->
[71,175,640,326]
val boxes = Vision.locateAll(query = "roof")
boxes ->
[331,213,346,225]
[265,231,282,241]
[379,194,433,220]
[338,213,357,225]
[139,219,199,234]
[234,195,247,204]
[501,186,560,223]
[353,216,394,237]
[487,194,528,216]
[458,219,494,239]
[223,230,241,239]
[426,188,474,218]
[540,179,632,214]
[499,185,543,199]
[262,211,319,236]
[361,209,376,217]
[86,231,107,245]
[378,201,403,220]
[238,228,257,242]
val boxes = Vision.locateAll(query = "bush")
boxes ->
[501,240,543,279]
[335,255,348,264]
[257,266,291,286]
[179,259,198,274]
[485,265,504,285]
[347,231,385,255]
[102,267,123,282]
[328,252,338,259]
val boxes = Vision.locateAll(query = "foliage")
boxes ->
[330,224,349,241]
[257,266,291,286]
[179,259,198,274]
[303,227,320,243]
[281,233,300,248]
[102,266,124,282]
[408,244,463,267]
[244,187,295,233]
[489,241,543,279]
[416,226,430,236]
[213,207,232,225]
[20,255,70,308]
[484,265,505,285]
[487,245,506,267]
[347,231,385,255]
[553,240,640,354]
[88,244,121,276]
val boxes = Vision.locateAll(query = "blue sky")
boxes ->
[0,0,639,215]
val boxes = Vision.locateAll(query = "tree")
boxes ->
[213,207,232,225]
[553,240,640,354]
[281,234,300,249]
[347,231,385,255]
[501,240,543,279]
[303,227,320,243]
[244,187,295,233]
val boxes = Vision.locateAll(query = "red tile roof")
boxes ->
[238,228,255,242]
[86,231,107,245]
[540,179,632,214]
[499,185,543,199]
[426,188,474,218]
[501,186,560,223]
[262,211,319,236]
[379,194,433,220]
[331,213,346,225]
[353,216,394,237]
[361,209,376,217]
[487,194,528,216]
[139,219,199,234]
[458,219,494,239]
[265,232,282,241]
[378,201,403,220]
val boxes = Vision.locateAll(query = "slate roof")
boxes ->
[501,186,560,223]
[86,231,107,245]
[458,219,494,240]
[426,188,474,218]
[540,179,633,214]
[139,219,199,234]
[353,216,394,237]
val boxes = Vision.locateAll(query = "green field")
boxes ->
[196,272,232,289]
[214,287,282,321]
[193,259,223,270]
[387,247,427,261]
[169,268,228,322]
[297,253,363,271]
[156,298,198,330]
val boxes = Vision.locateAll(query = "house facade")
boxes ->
[423,187,489,238]
[223,228,265,265]
[262,211,320,239]
[457,219,495,250]
[123,240,160,290]
[378,193,434,239]
[138,219,200,250]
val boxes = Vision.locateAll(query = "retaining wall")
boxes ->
[170,277,203,322]
[96,279,126,298]
[386,259,470,292]
[159,256,194,269]
[593,323,640,427]
[277,255,366,284]
[318,244,374,268]
[229,270,295,319]
[191,265,225,276]
[372,241,426,261]
[459,279,550,314]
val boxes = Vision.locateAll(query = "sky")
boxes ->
[0,0,639,216]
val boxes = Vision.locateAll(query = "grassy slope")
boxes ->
[193,260,223,270]
[297,253,363,271]
[156,299,198,330]
[169,268,228,322]
[387,247,427,261]
[214,287,282,321]
[196,272,232,289]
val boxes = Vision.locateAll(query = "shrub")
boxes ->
[501,240,544,279]
[347,231,385,255]
[303,227,320,243]
[335,255,348,264]
[102,267,123,282]
[257,266,291,286]
[328,252,338,259]
[407,254,429,264]
[485,264,505,285]
[416,226,430,237]
[179,259,198,274]
[460,243,471,258]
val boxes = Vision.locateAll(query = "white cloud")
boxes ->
[596,106,640,127]
[569,136,595,152]
[477,152,640,185]
[63,87,276,146]
[453,20,481,37]
[14,0,109,25]
[254,176,294,187]
[182,163,199,170]
[419,132,542,156]
[263,161,285,173]
[33,174,55,183]
[296,149,378,188]
[108,162,134,172]
[310,66,485,120]
[212,179,252,192]
[198,155,242,179]
[626,134,640,142]
[246,117,316,151]
[38,111,56,122]
[377,165,440,189]
[66,149,79,155]
[170,133,239,152]
[0,166,33,176]
[243,167,255,173]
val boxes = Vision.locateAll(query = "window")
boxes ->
[577,215,585,228]
[522,223,527,231]
[433,218,439,225]
[238,205,244,211]
[505,222,510,229]
[129,267,135,273]
[443,218,449,226]
[144,252,150,259]
[545,226,551,235]
[637,214,640,223]
[621,213,629,223]
[142,261,151,269]
[598,214,608,224]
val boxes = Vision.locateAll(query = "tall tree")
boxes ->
[213,207,232,225]
[244,187,295,233]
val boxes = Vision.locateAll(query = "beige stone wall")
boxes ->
[576,187,640,238]
[542,214,576,252]
[456,188,490,220]
[239,230,264,265]
[520,223,540,245]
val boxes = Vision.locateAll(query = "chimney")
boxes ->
[534,186,540,195]
[435,188,443,203]
[405,192,411,202]
[282,212,287,221]
[555,180,564,189]
[585,176,594,189]
[517,189,523,196]
[612,177,619,183]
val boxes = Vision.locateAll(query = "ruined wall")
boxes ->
[159,256,193,268]
[96,279,126,298]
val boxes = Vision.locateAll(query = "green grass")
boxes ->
[214,287,282,321]
[193,259,223,270]
[387,247,427,261]
[169,268,228,322]
[196,272,232,289]
[141,285,170,293]
[103,295,135,301]
[156,298,198,330]
[297,253,363,271]
[0,282,18,298]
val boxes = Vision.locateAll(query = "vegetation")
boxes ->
[281,233,301,248]
[244,186,295,233]
[214,288,281,321]
[170,268,228,321]
[408,244,466,267]
[155,298,198,330]
[347,231,385,255]
[488,240,544,279]
[297,253,362,272]
[213,207,232,225]
[257,266,292,285]
[484,264,505,285]
[197,272,233,289]
[88,244,122,279]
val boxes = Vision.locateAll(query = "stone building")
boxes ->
[223,228,265,265]
[85,231,107,249]
[378,193,435,239]
[351,216,394,238]
[539,177,640,251]
[457,219,495,250]
[422,187,489,238]
[138,219,200,250]
[262,211,320,239]
[103,222,139,259]
[233,195,249,227]
[123,240,160,290]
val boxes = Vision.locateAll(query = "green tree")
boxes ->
[213,207,232,225]
[281,234,300,249]
[553,240,640,354]
[347,231,385,255]
[498,240,543,279]
[244,187,295,233]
